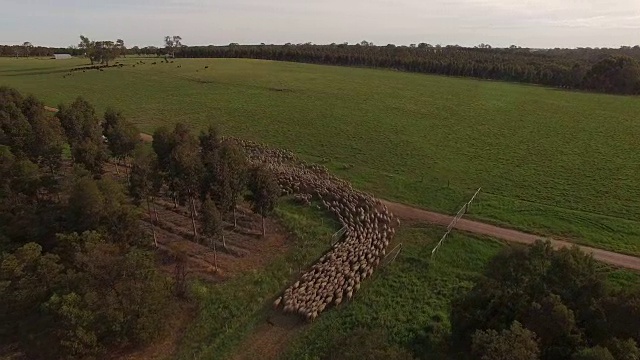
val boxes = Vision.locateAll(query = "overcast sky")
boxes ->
[1,0,639,48]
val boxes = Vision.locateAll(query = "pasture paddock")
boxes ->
[2,56,640,255]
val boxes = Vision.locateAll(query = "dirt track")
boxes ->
[383,200,640,271]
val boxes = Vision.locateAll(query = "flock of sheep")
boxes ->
[233,138,398,321]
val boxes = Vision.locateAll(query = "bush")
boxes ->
[326,328,414,360]
[471,321,540,360]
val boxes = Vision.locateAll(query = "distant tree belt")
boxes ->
[176,45,640,95]
[4,42,640,94]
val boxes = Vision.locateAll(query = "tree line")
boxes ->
[6,37,640,94]
[175,44,640,95]
[0,87,280,358]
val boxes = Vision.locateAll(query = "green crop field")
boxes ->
[2,56,640,255]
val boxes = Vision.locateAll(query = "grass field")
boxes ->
[2,56,640,255]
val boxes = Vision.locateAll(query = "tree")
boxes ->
[0,243,65,341]
[523,295,583,359]
[67,176,105,233]
[220,141,247,228]
[79,35,96,64]
[102,108,139,174]
[604,338,640,360]
[199,127,248,228]
[169,124,202,238]
[0,97,33,157]
[42,292,99,359]
[72,138,110,174]
[98,177,144,247]
[77,36,124,65]
[115,39,126,57]
[199,125,222,201]
[152,126,173,173]
[200,197,222,270]
[21,95,65,174]
[471,321,540,360]
[67,175,143,247]
[600,289,640,344]
[129,147,162,247]
[0,147,60,249]
[22,42,33,57]
[583,56,640,94]
[56,97,108,174]
[164,35,182,57]
[570,346,614,360]
[152,125,179,206]
[247,166,279,237]
[73,242,170,345]
[95,40,116,65]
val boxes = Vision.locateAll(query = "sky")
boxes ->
[1,0,639,49]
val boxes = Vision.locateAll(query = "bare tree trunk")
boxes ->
[147,198,158,247]
[189,194,198,239]
[212,236,218,271]
[233,207,237,228]
[222,232,227,249]
[152,197,159,222]
[124,158,130,183]
[262,216,266,237]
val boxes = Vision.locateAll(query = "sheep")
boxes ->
[231,137,398,322]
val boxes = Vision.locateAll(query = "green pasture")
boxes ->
[2,56,640,255]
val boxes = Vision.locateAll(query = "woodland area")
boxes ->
[177,44,640,95]
[5,36,640,95]
[0,87,279,359]
[3,41,640,94]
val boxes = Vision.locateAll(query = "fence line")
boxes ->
[330,225,348,247]
[383,243,403,267]
[431,187,481,259]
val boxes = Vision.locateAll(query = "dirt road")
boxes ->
[383,200,640,271]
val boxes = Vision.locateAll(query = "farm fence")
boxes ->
[431,187,481,259]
